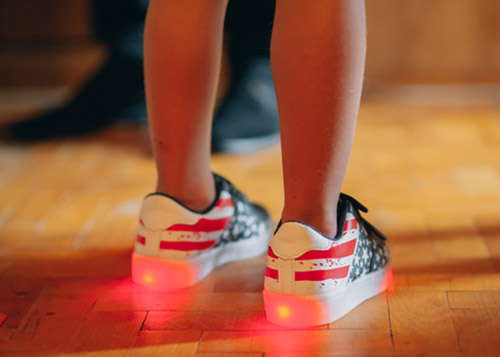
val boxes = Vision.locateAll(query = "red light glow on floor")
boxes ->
[382,266,394,291]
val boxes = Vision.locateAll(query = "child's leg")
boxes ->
[272,0,366,237]
[144,0,228,211]
[264,2,391,327]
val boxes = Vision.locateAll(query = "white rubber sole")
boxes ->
[263,264,393,328]
[132,226,272,290]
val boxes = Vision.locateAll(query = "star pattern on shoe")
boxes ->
[346,199,390,282]
[214,176,270,248]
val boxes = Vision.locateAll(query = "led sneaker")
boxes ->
[132,174,274,290]
[263,193,392,327]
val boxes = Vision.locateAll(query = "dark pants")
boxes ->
[92,0,275,75]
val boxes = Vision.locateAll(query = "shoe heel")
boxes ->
[264,265,393,328]
[131,253,204,290]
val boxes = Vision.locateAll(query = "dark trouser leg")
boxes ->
[212,0,279,153]
[92,0,148,62]
[224,0,275,78]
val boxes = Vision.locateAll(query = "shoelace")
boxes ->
[214,176,386,242]
[340,193,387,241]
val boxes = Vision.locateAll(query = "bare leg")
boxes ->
[273,0,366,236]
[144,0,228,211]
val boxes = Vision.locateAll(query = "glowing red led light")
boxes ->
[264,291,327,328]
[131,253,199,291]
[277,305,290,319]
[143,274,154,285]
[382,266,393,290]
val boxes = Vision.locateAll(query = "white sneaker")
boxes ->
[132,174,273,290]
[263,193,392,327]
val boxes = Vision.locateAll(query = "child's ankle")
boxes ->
[156,176,216,212]
[176,197,215,212]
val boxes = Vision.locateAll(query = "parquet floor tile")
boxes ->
[1,98,499,355]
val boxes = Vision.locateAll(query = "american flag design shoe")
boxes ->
[263,193,392,327]
[132,174,273,290]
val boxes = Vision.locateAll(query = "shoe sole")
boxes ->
[263,264,393,328]
[132,224,273,290]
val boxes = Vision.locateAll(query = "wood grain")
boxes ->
[389,291,460,353]
[1,96,500,355]
[198,329,393,354]
[132,331,201,357]
[64,311,147,353]
[452,308,500,357]
[447,291,500,309]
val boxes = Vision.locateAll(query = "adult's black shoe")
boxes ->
[212,57,280,154]
[8,55,280,154]
[8,54,146,141]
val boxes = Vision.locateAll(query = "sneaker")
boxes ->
[132,173,274,290]
[263,193,392,327]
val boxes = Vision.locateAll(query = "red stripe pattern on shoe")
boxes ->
[295,266,350,281]
[266,218,359,283]
[157,196,234,252]
[215,197,233,208]
[159,240,217,251]
[295,239,356,260]
[266,267,279,279]
[343,218,358,232]
[166,217,231,232]
[268,247,278,259]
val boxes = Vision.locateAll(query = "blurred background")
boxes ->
[0,0,499,249]
[0,0,499,257]
[0,0,499,116]
[0,0,499,125]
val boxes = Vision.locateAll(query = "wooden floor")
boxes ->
[1,95,500,356]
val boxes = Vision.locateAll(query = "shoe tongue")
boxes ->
[268,221,331,259]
